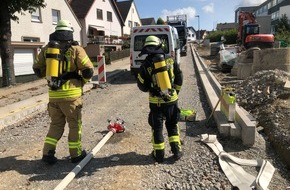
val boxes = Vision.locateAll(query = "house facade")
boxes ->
[235,0,290,34]
[140,17,156,25]
[264,0,290,33]
[69,0,125,58]
[196,30,208,42]
[234,6,259,23]
[70,0,124,47]
[0,0,80,78]
[216,23,238,31]
[116,0,142,36]
[187,27,197,42]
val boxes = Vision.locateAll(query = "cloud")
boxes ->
[161,7,197,21]
[202,3,214,13]
[239,0,267,6]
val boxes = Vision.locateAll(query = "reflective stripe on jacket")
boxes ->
[33,45,94,101]
[137,54,183,105]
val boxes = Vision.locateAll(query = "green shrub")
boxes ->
[275,28,290,47]
[206,29,238,44]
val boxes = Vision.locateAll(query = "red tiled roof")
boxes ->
[69,0,94,18]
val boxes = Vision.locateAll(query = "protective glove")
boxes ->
[149,88,161,97]
[33,68,44,78]
[160,92,171,102]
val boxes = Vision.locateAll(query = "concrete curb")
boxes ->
[0,94,48,131]
[191,45,256,146]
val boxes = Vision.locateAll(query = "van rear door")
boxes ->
[130,32,171,76]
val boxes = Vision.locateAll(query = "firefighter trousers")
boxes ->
[43,97,83,158]
[148,102,181,159]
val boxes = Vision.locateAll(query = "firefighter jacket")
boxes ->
[137,54,183,105]
[33,44,94,102]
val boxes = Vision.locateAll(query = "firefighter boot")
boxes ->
[42,150,58,165]
[152,149,164,163]
[71,150,87,163]
[170,142,183,161]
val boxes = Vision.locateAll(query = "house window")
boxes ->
[128,21,132,28]
[107,11,112,22]
[23,37,40,42]
[52,9,61,24]
[31,8,41,22]
[97,9,103,20]
[271,11,280,20]
[88,28,94,36]
[134,22,138,27]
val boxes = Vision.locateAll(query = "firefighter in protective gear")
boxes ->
[136,35,183,163]
[32,19,94,164]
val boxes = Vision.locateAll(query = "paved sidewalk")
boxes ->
[0,57,130,130]
[95,57,130,79]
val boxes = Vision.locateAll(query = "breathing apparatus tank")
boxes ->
[46,41,62,90]
[46,41,61,77]
[152,54,172,101]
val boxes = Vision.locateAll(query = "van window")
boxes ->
[172,29,180,49]
[133,34,169,54]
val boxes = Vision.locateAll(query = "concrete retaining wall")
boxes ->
[192,45,256,146]
[253,48,290,73]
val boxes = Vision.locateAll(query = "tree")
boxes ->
[205,29,238,44]
[275,14,290,32]
[156,17,165,25]
[274,14,290,46]
[0,0,46,87]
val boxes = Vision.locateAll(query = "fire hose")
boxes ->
[201,134,275,190]
[54,118,125,190]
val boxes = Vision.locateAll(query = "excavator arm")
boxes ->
[238,11,274,49]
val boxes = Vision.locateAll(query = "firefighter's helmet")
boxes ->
[144,35,161,47]
[55,20,74,32]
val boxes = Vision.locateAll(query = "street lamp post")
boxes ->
[195,15,200,45]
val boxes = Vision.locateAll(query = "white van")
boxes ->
[130,25,181,77]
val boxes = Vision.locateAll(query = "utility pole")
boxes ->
[195,15,200,45]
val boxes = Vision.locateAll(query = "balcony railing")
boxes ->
[88,35,123,45]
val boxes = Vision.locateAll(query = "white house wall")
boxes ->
[83,0,123,46]
[123,2,142,35]
[280,5,290,19]
[187,29,196,42]
[11,0,81,45]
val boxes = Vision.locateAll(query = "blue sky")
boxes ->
[133,0,267,31]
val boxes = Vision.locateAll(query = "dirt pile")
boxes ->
[235,69,290,168]
[235,69,290,110]
[198,45,290,168]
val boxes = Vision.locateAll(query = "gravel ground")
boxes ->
[0,47,289,190]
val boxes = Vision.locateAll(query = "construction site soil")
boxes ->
[0,46,289,190]
[197,46,290,169]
